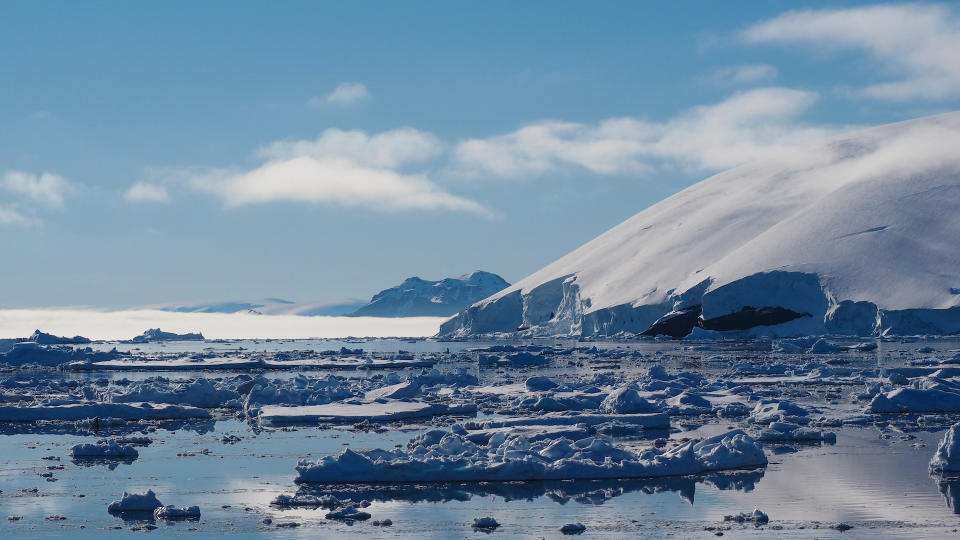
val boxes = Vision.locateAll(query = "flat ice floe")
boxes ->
[295,429,767,483]
[259,399,478,424]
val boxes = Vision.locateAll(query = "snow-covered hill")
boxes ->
[349,271,510,317]
[441,112,960,338]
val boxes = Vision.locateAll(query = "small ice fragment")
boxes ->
[154,505,200,520]
[473,516,500,530]
[560,522,586,534]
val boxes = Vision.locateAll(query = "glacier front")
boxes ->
[441,111,960,338]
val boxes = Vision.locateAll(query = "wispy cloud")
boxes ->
[742,3,960,101]
[257,128,442,168]
[704,64,778,86]
[187,128,489,217]
[0,205,32,226]
[309,82,371,108]
[1,170,76,209]
[452,87,834,179]
[123,182,170,204]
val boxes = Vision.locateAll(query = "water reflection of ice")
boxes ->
[288,469,764,507]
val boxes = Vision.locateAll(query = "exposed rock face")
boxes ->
[441,112,960,338]
[350,271,509,318]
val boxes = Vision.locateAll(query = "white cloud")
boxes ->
[1,170,76,209]
[310,82,371,107]
[188,128,489,217]
[123,182,170,204]
[705,64,778,86]
[452,87,834,179]
[742,3,960,101]
[0,205,30,226]
[256,128,442,168]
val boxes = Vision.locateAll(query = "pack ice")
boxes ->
[441,112,960,339]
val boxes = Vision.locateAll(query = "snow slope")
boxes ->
[441,111,960,338]
[349,271,509,317]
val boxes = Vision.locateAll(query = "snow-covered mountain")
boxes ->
[349,271,510,317]
[441,112,960,338]
[146,298,366,317]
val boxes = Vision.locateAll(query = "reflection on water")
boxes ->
[292,470,764,507]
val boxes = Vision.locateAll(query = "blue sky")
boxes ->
[2,1,959,308]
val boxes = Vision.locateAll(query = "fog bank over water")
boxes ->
[0,309,446,340]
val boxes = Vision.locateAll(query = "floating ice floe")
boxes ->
[129,328,204,343]
[755,422,836,442]
[259,399,477,425]
[108,490,163,513]
[867,388,960,413]
[295,429,766,483]
[154,505,200,520]
[364,380,421,401]
[110,378,239,409]
[70,440,139,459]
[0,402,210,422]
[930,423,960,472]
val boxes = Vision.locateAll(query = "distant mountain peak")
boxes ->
[349,271,510,318]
